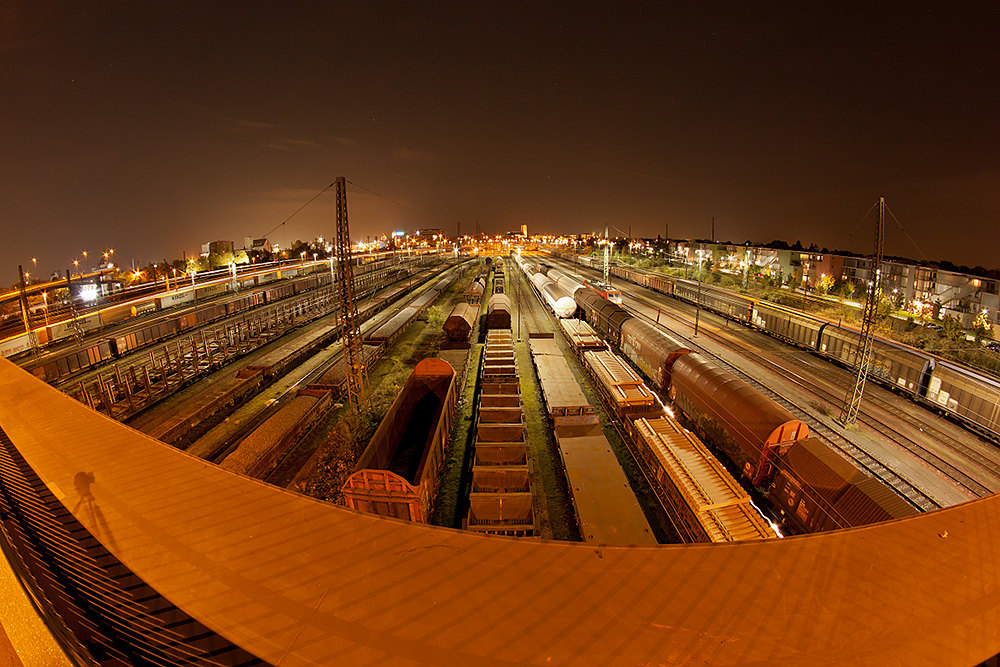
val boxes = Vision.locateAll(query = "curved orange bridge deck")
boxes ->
[0,357,998,665]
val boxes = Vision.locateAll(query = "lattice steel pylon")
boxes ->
[840,197,886,426]
[335,177,368,411]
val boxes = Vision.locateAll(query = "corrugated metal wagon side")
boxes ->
[342,358,457,522]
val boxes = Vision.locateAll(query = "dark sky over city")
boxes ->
[2,2,999,282]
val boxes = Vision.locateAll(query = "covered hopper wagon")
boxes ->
[487,294,511,329]
[443,302,478,342]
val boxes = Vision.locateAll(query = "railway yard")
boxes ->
[10,246,1000,547]
[586,256,1000,505]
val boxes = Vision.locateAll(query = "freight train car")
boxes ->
[573,287,690,390]
[465,277,486,305]
[342,358,457,522]
[579,258,1000,443]
[669,353,809,486]
[768,437,918,533]
[582,349,658,419]
[29,340,114,383]
[487,294,511,330]
[108,319,181,356]
[573,289,629,345]
[443,303,478,342]
[925,361,1000,436]
[631,416,778,543]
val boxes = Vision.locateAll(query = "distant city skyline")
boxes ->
[2,3,998,281]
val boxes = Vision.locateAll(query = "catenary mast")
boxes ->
[335,176,367,411]
[840,197,886,426]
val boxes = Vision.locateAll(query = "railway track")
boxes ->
[205,263,465,477]
[203,278,442,463]
[203,337,349,464]
[510,262,545,338]
[549,255,983,510]
[747,343,1000,494]
[53,287,336,391]
[623,295,941,511]
[545,254,942,511]
[621,281,1000,498]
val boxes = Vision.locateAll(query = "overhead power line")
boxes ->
[261,182,336,239]
[833,201,880,250]
[346,180,424,216]
[886,204,930,263]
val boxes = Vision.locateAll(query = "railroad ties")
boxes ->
[465,329,537,536]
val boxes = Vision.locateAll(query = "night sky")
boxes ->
[2,2,999,282]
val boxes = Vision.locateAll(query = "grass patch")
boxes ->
[294,267,472,506]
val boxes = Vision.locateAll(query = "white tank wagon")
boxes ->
[530,271,576,318]
[547,268,584,294]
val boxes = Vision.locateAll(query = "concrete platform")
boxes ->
[1,358,1000,665]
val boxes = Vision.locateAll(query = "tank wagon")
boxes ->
[342,358,457,522]
[518,257,576,318]
[546,268,584,295]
